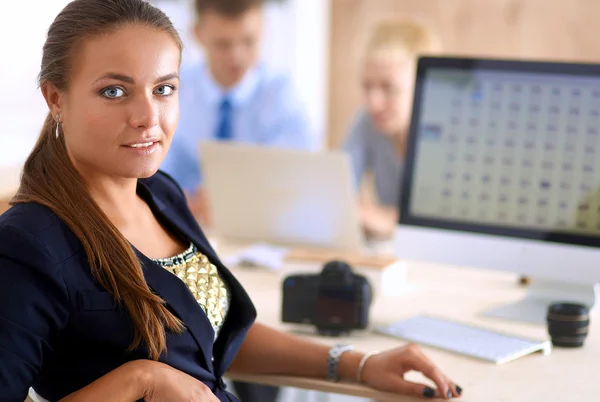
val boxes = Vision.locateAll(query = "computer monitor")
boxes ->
[395,56,600,325]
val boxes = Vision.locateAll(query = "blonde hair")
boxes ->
[364,17,440,62]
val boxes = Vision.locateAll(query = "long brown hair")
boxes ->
[11,0,184,360]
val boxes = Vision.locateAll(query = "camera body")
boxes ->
[281,260,373,336]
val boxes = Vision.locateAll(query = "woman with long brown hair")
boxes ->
[0,1,461,401]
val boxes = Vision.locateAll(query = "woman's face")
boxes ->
[361,55,415,137]
[57,24,181,180]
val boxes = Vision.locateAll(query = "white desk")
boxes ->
[220,244,596,402]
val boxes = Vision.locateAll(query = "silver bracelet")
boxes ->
[356,350,379,383]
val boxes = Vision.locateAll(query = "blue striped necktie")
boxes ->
[216,97,233,141]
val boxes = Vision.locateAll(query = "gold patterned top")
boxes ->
[152,243,230,341]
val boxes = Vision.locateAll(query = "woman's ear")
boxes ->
[41,82,64,119]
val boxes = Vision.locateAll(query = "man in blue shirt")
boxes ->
[161,0,315,223]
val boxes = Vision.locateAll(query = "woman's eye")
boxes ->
[101,87,125,99]
[154,85,175,96]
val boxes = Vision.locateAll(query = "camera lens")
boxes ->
[546,302,590,348]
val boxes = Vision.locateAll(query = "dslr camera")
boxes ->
[281,260,373,336]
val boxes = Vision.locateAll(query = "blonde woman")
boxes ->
[344,18,440,239]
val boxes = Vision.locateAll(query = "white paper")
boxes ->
[222,243,290,271]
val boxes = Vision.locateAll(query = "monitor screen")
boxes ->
[401,58,600,247]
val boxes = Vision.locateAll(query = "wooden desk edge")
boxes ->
[225,373,411,401]
[286,249,397,270]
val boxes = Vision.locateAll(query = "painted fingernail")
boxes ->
[423,386,435,398]
[456,385,462,395]
[447,389,453,399]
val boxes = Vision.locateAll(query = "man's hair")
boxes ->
[194,0,264,17]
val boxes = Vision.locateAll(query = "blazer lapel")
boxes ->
[152,201,258,374]
[137,179,257,375]
[135,250,214,372]
[157,203,259,374]
[135,182,218,372]
[210,260,257,375]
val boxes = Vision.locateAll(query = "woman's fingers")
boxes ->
[361,344,463,399]
[403,344,458,399]
[387,377,437,399]
[446,380,463,398]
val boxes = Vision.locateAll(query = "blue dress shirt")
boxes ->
[162,62,315,192]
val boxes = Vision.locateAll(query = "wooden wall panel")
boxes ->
[0,165,21,215]
[328,0,600,148]
[0,199,10,215]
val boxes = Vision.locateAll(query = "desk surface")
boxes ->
[219,242,596,402]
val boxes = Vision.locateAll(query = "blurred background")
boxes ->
[3,0,600,167]
[0,0,330,168]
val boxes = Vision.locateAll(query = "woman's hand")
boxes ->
[359,344,462,399]
[359,203,397,240]
[141,360,220,402]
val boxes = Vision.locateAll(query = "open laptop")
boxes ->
[199,141,365,252]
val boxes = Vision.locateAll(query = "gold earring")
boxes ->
[55,114,60,139]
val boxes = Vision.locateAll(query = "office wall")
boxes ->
[287,0,330,147]
[328,0,600,148]
[0,0,71,168]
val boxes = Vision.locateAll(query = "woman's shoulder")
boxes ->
[344,109,381,150]
[0,202,82,266]
[350,109,373,130]
[0,202,63,237]
[347,109,382,139]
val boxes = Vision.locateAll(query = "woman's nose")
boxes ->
[129,95,159,129]
[366,90,386,114]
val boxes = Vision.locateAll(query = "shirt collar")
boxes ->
[199,62,262,107]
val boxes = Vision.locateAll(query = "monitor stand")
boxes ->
[482,278,599,325]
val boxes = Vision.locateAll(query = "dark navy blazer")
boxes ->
[0,171,257,402]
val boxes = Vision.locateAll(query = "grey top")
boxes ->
[342,110,404,207]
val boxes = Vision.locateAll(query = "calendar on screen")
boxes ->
[410,69,600,236]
